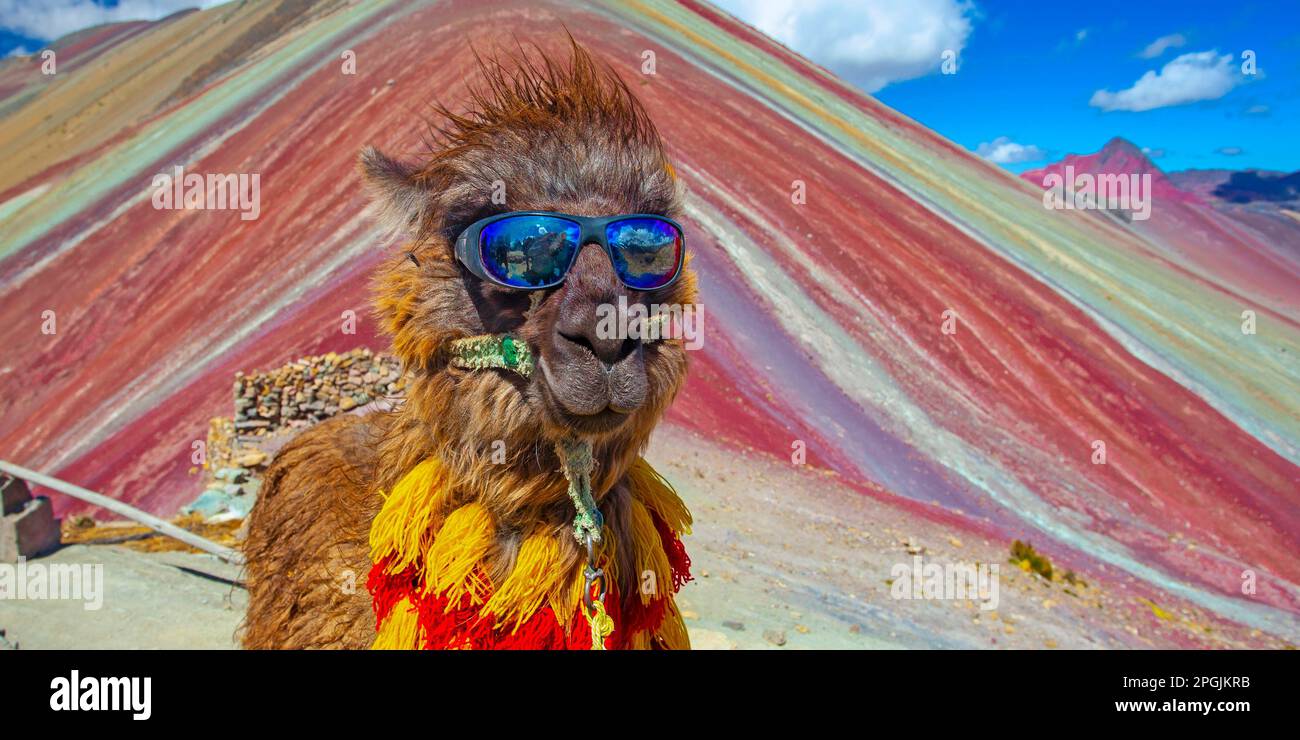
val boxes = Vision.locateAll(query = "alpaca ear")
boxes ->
[358,146,430,234]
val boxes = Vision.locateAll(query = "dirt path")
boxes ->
[0,546,244,650]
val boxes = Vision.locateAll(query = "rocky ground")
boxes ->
[3,352,1292,650]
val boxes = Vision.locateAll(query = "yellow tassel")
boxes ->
[551,561,586,631]
[628,459,692,535]
[655,600,691,650]
[369,458,445,572]
[628,499,672,606]
[599,521,620,587]
[371,597,421,650]
[423,503,494,605]
[483,533,570,630]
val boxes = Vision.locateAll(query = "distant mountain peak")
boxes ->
[1020,137,1188,203]
[1101,136,1143,156]
[1094,137,1161,175]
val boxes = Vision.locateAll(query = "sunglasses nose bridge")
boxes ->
[575,223,604,247]
[568,240,625,294]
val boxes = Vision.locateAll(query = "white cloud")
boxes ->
[1141,146,1166,159]
[711,0,977,92]
[0,0,222,41]
[1138,33,1186,59]
[974,136,1045,165]
[4,45,32,58]
[1076,29,1088,43]
[1089,51,1242,113]
[1216,146,1244,156]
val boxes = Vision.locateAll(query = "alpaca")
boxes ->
[240,42,697,650]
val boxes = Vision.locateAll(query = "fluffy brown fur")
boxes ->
[241,41,696,649]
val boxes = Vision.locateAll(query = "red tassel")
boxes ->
[652,512,693,591]
[368,557,418,627]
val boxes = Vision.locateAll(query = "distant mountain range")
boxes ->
[1195,169,1300,204]
[1023,136,1300,208]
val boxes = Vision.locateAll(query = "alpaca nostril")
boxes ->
[617,336,637,363]
[557,327,629,366]
[558,330,596,357]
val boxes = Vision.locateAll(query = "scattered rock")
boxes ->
[1,475,30,515]
[183,489,234,518]
[688,628,735,650]
[722,620,745,631]
[1,495,61,562]
[234,451,268,468]
[214,468,248,484]
[763,629,787,646]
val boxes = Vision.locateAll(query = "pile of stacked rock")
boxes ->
[233,348,405,435]
[188,348,406,520]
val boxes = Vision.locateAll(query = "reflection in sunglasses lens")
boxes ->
[480,216,580,288]
[606,218,682,289]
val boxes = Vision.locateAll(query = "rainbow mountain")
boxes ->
[0,0,1296,643]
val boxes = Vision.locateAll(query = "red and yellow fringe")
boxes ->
[367,456,692,650]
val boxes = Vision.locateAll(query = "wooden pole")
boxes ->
[0,459,244,565]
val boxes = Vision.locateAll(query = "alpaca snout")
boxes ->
[543,331,648,416]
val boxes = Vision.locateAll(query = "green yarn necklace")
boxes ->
[447,333,535,377]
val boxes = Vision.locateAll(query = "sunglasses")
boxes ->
[453,211,686,291]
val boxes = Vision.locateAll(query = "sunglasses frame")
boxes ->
[453,210,686,291]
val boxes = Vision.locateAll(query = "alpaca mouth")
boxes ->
[536,356,635,437]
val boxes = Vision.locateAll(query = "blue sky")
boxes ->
[717,0,1300,173]
[3,1,1298,174]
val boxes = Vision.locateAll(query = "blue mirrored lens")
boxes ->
[480,216,580,288]
[605,218,682,289]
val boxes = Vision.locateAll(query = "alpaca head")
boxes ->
[361,42,696,493]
